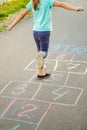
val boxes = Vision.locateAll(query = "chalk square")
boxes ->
[31,72,68,86]
[45,59,87,74]
[24,59,87,74]
[0,81,40,99]
[33,84,83,106]
[1,98,50,124]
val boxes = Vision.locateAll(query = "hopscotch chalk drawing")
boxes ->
[0,44,86,130]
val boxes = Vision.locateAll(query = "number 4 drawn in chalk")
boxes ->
[9,124,20,130]
[52,88,69,101]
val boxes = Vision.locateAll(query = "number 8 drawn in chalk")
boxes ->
[11,83,28,95]
[18,104,37,119]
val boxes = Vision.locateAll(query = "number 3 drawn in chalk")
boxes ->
[11,83,28,95]
[18,104,37,119]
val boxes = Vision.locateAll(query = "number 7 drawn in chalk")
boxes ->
[9,124,20,130]
[67,63,80,70]
[52,88,69,101]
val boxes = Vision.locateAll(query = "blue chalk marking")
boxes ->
[0,117,37,126]
[35,125,39,130]
[63,45,69,52]
[72,47,87,55]
[49,44,87,56]
[9,124,20,130]
[50,44,61,51]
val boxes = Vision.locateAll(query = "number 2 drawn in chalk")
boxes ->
[18,104,37,119]
[67,63,80,70]
[52,88,69,101]
[9,124,20,130]
[11,83,28,95]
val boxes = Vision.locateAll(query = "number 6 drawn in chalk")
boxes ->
[18,104,37,119]
[11,83,28,95]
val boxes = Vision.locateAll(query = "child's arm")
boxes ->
[8,8,29,31]
[53,1,84,11]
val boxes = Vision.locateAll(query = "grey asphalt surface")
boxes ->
[0,0,87,130]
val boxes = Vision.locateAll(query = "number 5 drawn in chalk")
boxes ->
[9,124,20,130]
[11,83,28,95]
[52,88,69,101]
[18,104,37,119]
[43,74,63,82]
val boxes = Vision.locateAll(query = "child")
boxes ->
[8,0,84,79]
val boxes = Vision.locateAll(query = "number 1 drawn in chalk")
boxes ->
[9,124,20,130]
[67,63,80,70]
[52,88,69,101]
[54,60,58,71]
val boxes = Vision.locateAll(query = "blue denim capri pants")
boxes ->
[33,31,50,57]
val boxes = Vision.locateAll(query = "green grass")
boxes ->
[0,0,29,22]
[0,25,7,32]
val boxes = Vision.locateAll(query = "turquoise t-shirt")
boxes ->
[26,0,54,31]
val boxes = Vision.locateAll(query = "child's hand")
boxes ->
[76,7,84,12]
[7,25,13,31]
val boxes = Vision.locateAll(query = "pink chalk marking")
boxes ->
[0,98,17,118]
[10,97,50,104]
[57,53,66,60]
[38,103,52,126]
[18,104,37,119]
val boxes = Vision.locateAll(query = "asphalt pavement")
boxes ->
[0,0,87,130]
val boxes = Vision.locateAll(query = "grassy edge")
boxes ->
[0,0,32,32]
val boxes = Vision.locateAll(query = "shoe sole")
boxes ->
[37,73,51,79]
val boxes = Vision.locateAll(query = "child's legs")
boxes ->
[33,31,40,52]
[39,31,50,57]
[33,31,50,57]
[33,31,50,76]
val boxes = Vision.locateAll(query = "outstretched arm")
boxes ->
[53,1,84,11]
[8,8,29,31]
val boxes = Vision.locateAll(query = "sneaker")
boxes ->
[37,73,51,79]
[36,51,44,69]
